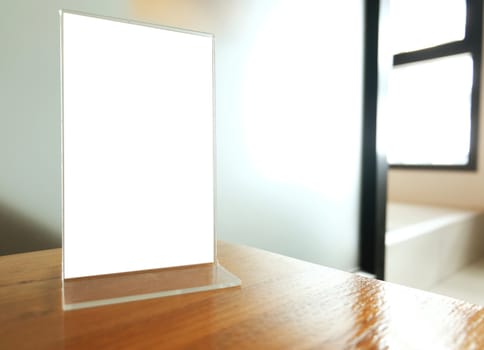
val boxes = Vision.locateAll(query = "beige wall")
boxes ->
[387,21,484,211]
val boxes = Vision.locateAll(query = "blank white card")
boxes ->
[62,12,215,279]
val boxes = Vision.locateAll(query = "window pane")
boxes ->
[386,53,473,166]
[391,0,467,53]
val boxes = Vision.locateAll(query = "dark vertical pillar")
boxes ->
[360,0,389,280]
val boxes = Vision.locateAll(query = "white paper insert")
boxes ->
[62,12,215,279]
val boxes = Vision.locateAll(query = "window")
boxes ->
[386,0,482,169]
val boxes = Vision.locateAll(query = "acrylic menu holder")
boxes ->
[60,11,240,311]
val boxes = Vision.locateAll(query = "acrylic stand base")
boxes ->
[63,263,241,311]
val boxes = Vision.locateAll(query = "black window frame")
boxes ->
[390,0,483,171]
[360,0,389,280]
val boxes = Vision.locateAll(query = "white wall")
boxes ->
[130,0,365,270]
[0,0,132,254]
[1,0,365,271]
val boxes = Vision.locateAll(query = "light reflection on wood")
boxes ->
[1,242,484,349]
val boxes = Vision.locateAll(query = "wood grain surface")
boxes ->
[1,241,483,349]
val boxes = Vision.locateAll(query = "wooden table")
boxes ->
[1,241,483,349]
